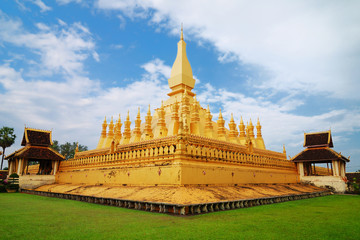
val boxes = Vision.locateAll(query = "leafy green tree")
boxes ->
[0,127,16,170]
[51,140,88,160]
[51,140,61,153]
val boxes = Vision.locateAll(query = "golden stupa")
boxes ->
[53,28,297,187]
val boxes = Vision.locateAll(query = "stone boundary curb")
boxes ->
[21,189,331,215]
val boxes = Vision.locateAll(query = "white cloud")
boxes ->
[0,57,169,153]
[111,44,123,49]
[96,0,149,19]
[95,0,360,100]
[196,81,360,166]
[0,11,98,77]
[141,58,171,80]
[15,0,52,12]
[56,0,84,5]
[31,0,52,12]
[1,53,359,170]
[117,15,126,29]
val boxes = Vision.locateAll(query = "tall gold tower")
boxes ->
[63,28,295,187]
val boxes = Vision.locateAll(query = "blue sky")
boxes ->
[1,0,359,171]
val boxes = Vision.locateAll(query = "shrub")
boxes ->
[353,178,359,193]
[6,173,19,192]
[9,173,19,178]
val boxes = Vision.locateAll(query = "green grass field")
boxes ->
[0,193,359,240]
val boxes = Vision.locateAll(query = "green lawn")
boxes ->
[0,193,359,240]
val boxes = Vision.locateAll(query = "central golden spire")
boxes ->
[168,26,195,97]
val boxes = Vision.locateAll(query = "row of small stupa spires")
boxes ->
[97,92,265,149]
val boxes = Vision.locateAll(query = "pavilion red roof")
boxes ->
[6,146,64,161]
[21,128,52,147]
[304,131,333,148]
[291,148,349,163]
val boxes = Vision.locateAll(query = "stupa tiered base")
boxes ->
[21,183,330,215]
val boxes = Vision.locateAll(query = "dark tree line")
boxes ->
[51,140,88,160]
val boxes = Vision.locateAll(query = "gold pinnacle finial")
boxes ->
[168,23,195,95]
[231,113,234,121]
[137,107,140,118]
[148,104,151,115]
[219,108,223,118]
[126,110,130,120]
[181,23,183,40]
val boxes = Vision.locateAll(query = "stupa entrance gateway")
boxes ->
[18,29,331,214]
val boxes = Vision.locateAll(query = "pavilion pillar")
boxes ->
[17,158,23,175]
[332,160,339,176]
[53,160,58,175]
[8,160,14,175]
[339,162,346,177]
[298,163,304,177]
[22,159,28,175]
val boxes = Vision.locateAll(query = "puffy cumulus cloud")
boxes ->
[96,0,360,100]
[0,11,97,77]
[0,58,169,152]
[196,81,360,171]
[1,55,359,169]
[141,58,171,81]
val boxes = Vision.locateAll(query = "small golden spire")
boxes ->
[217,108,226,139]
[256,117,262,138]
[137,107,140,119]
[228,113,238,141]
[126,110,130,121]
[147,104,151,115]
[239,116,246,138]
[181,23,183,40]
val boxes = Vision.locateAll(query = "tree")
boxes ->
[51,140,88,160]
[0,127,16,170]
[51,140,61,152]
